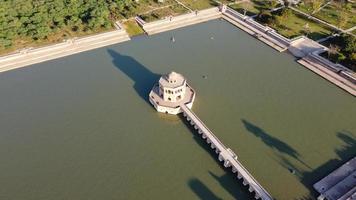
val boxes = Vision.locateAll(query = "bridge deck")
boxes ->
[180,104,273,200]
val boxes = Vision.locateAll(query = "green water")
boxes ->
[0,19,355,200]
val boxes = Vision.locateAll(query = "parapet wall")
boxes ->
[0,28,130,73]
[0,6,354,96]
[139,7,222,35]
[221,7,355,96]
[223,7,290,52]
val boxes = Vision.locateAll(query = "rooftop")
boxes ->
[149,83,195,108]
[313,157,356,200]
[159,71,186,88]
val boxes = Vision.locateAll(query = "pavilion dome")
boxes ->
[159,71,186,88]
[167,71,184,82]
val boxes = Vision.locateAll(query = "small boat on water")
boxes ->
[171,36,175,42]
[288,167,296,174]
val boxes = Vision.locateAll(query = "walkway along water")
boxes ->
[138,7,222,35]
[0,5,354,96]
[148,71,273,199]
[221,7,356,96]
[180,104,273,200]
[136,5,355,96]
[0,23,130,73]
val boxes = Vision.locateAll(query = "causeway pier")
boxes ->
[180,104,273,200]
[149,71,273,199]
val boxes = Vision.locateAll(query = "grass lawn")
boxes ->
[251,0,280,9]
[229,1,260,16]
[229,0,281,16]
[313,3,356,29]
[122,20,144,36]
[120,0,178,18]
[0,26,113,56]
[294,1,356,29]
[266,10,333,40]
[139,4,188,22]
[219,0,236,4]
[294,1,316,14]
[179,0,218,10]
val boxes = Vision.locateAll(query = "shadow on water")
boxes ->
[335,131,356,159]
[188,178,223,200]
[107,49,250,198]
[107,49,252,199]
[180,115,254,200]
[277,130,356,199]
[241,119,311,169]
[208,171,252,199]
[107,49,160,104]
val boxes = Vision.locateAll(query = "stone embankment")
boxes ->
[287,36,355,96]
[222,7,290,52]
[137,7,222,35]
[220,7,355,96]
[1,5,354,96]
[0,25,130,73]
[298,51,356,96]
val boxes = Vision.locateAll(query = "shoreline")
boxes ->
[0,27,130,73]
[138,7,222,35]
[297,54,356,96]
[221,7,355,96]
[0,6,354,97]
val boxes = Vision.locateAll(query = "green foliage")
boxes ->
[0,0,131,49]
[351,53,356,62]
[332,34,356,54]
[343,36,356,54]
[257,10,275,24]
[337,52,346,62]
[326,34,356,71]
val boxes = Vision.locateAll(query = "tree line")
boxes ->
[0,0,132,49]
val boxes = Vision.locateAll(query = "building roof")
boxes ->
[313,157,356,200]
[149,83,195,108]
[159,71,186,88]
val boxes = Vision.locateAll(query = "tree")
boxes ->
[326,34,355,71]
[328,44,340,59]
[338,12,348,29]
[270,0,278,9]
[311,0,324,14]
[0,0,131,51]
[336,3,351,29]
[337,53,346,63]
[350,54,356,71]
[0,38,12,48]
[351,52,356,59]
[257,10,275,24]
[343,34,355,54]
[302,23,311,36]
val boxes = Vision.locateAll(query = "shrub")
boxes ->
[257,10,275,24]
